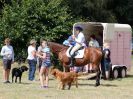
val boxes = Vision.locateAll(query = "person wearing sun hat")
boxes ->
[27,39,37,81]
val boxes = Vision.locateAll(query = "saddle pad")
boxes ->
[66,47,85,58]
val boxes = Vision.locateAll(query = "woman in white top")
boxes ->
[69,26,86,67]
[27,39,37,81]
[0,38,14,83]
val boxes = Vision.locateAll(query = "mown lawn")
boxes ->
[0,60,133,99]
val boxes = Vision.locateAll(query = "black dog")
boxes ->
[12,66,28,83]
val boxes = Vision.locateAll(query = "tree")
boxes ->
[109,0,133,26]
[0,0,75,57]
[64,0,117,22]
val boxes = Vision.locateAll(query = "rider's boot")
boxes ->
[69,54,75,67]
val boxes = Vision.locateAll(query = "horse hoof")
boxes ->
[95,83,100,87]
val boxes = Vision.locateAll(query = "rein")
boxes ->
[48,42,68,54]
[54,47,67,53]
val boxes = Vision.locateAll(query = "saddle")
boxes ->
[66,46,85,58]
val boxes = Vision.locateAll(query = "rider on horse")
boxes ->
[69,26,86,67]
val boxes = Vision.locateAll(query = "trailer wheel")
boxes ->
[120,68,127,78]
[113,68,119,79]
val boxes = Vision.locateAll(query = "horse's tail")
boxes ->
[77,72,89,77]
[77,72,97,79]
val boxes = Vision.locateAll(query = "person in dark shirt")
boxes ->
[102,43,111,80]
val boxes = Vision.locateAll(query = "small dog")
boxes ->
[51,68,80,90]
[12,66,28,83]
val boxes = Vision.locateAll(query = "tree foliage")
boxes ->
[65,0,133,25]
[64,0,117,22]
[0,0,133,58]
[110,0,133,25]
[0,0,75,56]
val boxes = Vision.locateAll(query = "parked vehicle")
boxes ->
[73,22,132,79]
[131,38,133,54]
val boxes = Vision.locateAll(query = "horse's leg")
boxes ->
[63,64,70,72]
[65,66,70,72]
[95,66,101,87]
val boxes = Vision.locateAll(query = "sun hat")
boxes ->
[30,39,36,45]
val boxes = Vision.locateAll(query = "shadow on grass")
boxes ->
[18,82,32,85]
[78,83,117,87]
[126,74,133,78]
[100,84,117,87]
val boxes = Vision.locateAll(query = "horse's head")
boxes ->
[48,42,68,55]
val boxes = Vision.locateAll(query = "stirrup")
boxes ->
[69,58,74,67]
[69,62,74,67]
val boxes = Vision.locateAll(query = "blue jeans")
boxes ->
[75,67,82,73]
[104,60,111,71]
[28,59,36,81]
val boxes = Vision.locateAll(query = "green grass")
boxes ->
[0,61,133,99]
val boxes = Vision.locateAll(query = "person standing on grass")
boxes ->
[36,40,51,88]
[27,39,37,81]
[103,42,111,80]
[0,38,14,83]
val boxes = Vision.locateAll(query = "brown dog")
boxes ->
[51,69,81,90]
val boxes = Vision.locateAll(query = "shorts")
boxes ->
[3,59,12,70]
[41,62,51,68]
[104,61,111,71]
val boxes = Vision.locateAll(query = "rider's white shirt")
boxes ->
[75,32,85,46]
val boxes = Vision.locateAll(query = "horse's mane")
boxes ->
[48,42,68,54]
[48,42,66,48]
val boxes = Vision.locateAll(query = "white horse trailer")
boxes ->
[73,22,132,78]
